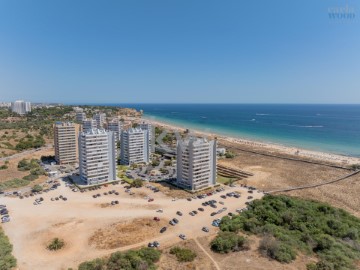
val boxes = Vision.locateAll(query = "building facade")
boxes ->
[82,119,97,132]
[176,137,217,191]
[54,122,77,164]
[78,129,116,185]
[107,119,122,142]
[93,113,106,129]
[11,100,31,115]
[120,128,149,165]
[139,122,154,153]
[76,111,86,123]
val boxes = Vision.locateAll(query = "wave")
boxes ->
[256,113,269,116]
[289,125,324,128]
[200,116,207,119]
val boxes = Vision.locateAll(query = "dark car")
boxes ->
[176,211,183,216]
[210,212,216,216]
[173,218,179,224]
[198,208,204,212]
[160,227,167,233]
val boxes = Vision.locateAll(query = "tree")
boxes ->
[211,232,248,253]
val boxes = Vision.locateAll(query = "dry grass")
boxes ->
[218,140,360,217]
[0,147,53,183]
[88,218,168,249]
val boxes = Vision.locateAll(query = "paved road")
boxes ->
[0,144,53,162]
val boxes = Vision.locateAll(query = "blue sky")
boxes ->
[0,0,359,104]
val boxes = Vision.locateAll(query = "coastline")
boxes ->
[139,116,360,166]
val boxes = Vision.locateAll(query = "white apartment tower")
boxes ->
[54,122,77,164]
[75,108,86,123]
[11,100,31,115]
[82,119,97,132]
[78,129,116,185]
[93,113,106,129]
[176,137,217,191]
[139,122,154,153]
[120,128,150,165]
[107,119,122,142]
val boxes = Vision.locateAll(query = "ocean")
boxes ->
[108,104,360,157]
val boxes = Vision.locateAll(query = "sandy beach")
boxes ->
[138,117,360,166]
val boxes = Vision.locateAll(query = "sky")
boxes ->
[0,0,359,104]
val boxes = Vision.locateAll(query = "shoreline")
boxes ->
[139,116,360,166]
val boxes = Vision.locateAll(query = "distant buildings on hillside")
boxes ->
[11,100,31,115]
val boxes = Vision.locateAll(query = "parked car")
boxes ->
[202,227,209,232]
[160,227,167,233]
[154,217,160,221]
[176,211,183,216]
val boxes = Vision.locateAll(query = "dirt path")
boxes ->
[194,238,220,270]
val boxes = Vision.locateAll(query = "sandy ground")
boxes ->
[1,181,262,270]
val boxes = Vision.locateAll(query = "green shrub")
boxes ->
[169,247,197,262]
[130,179,144,188]
[78,247,160,270]
[0,178,30,191]
[0,227,17,270]
[23,174,39,181]
[216,195,360,267]
[211,232,248,253]
[47,238,65,251]
[32,184,43,192]
[0,165,7,170]
[225,151,235,158]
[78,258,106,270]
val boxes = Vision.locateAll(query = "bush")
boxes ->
[259,235,296,263]
[0,165,7,170]
[78,258,106,270]
[0,178,30,191]
[307,261,335,270]
[23,174,39,181]
[169,247,197,262]
[32,184,43,192]
[151,159,160,167]
[130,179,144,188]
[47,238,65,251]
[225,151,235,158]
[211,232,249,253]
[0,227,17,270]
[78,247,161,270]
[215,195,360,267]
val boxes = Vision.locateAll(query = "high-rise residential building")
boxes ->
[78,129,116,185]
[75,108,86,123]
[107,119,122,142]
[120,128,150,165]
[54,122,77,165]
[176,137,217,191]
[82,119,97,132]
[139,122,154,153]
[11,100,31,115]
[93,113,106,129]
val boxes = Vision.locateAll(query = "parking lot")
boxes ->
[1,180,263,270]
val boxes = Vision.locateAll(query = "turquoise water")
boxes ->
[107,104,360,157]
